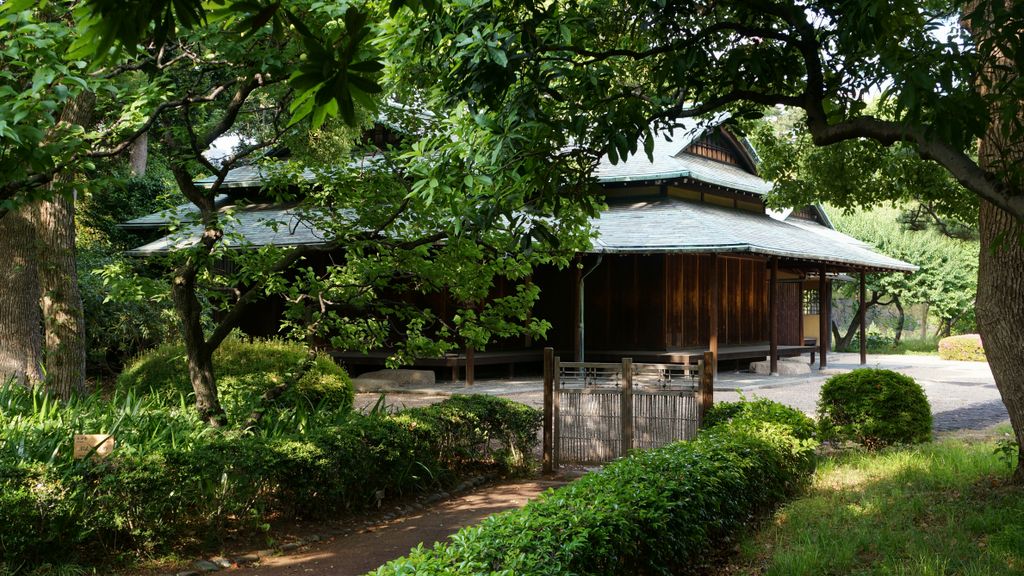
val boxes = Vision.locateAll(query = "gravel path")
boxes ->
[356,353,1009,434]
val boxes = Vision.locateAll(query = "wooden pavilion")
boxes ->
[529,121,916,376]
[123,119,916,381]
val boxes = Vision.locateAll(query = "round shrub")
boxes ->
[116,336,354,419]
[704,398,817,440]
[817,368,932,448]
[938,334,987,362]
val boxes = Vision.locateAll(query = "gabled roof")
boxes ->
[591,198,916,272]
[594,119,772,195]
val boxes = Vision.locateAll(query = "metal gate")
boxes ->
[541,349,714,470]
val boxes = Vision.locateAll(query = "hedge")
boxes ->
[703,397,817,440]
[938,334,987,362]
[370,400,817,576]
[0,390,539,572]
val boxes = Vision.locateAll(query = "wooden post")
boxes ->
[553,356,561,468]
[542,347,554,474]
[572,264,582,362]
[819,264,828,369]
[709,254,719,378]
[698,351,714,426]
[465,345,475,386]
[621,357,634,457]
[769,257,779,375]
[859,271,867,365]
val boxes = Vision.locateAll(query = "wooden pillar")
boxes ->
[620,357,634,457]
[859,271,867,365]
[698,350,715,426]
[553,355,561,468]
[769,257,779,375]
[466,345,475,385]
[709,254,719,378]
[542,347,554,474]
[572,262,582,362]
[819,264,828,369]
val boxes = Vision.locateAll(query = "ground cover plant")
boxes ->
[0,339,539,574]
[370,399,817,576]
[117,336,356,421]
[818,368,933,448]
[726,429,1023,576]
[938,334,988,362]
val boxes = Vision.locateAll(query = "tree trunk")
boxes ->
[0,207,43,387]
[893,297,905,345]
[32,92,93,400]
[967,0,1024,484]
[172,261,226,426]
[129,132,148,176]
[832,291,881,351]
[976,202,1024,484]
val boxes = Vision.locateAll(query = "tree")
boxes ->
[823,207,978,348]
[376,0,1024,483]
[75,1,594,426]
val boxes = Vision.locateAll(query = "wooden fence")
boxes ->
[542,348,713,471]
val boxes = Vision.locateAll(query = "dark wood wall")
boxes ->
[777,281,803,345]
[665,254,768,348]
[533,253,774,353]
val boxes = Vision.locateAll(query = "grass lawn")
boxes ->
[724,427,1023,576]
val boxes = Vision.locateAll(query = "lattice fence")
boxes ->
[542,351,714,469]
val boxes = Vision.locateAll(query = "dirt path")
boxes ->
[224,480,563,576]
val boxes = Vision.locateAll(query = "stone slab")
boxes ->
[749,359,811,376]
[354,369,435,388]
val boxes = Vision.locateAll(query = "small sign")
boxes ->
[73,434,115,461]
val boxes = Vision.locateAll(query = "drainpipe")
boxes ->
[578,254,604,363]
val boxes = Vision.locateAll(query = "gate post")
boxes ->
[553,355,561,468]
[542,347,554,474]
[698,351,714,427]
[621,357,634,457]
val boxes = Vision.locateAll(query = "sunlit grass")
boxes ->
[731,436,1023,575]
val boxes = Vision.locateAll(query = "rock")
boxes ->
[233,554,259,565]
[354,369,435,388]
[193,560,220,572]
[749,360,811,376]
[210,557,232,569]
[281,542,301,552]
[176,571,200,576]
[306,534,321,542]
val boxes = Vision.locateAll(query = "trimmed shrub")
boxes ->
[116,336,355,419]
[938,334,987,362]
[371,421,816,576]
[704,397,817,440]
[818,368,932,448]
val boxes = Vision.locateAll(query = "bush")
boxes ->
[818,369,932,448]
[704,397,817,440]
[116,336,355,420]
[0,382,539,573]
[938,334,987,362]
[371,421,815,576]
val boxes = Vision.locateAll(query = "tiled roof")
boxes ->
[125,207,333,256]
[127,197,916,272]
[120,194,231,229]
[591,198,917,272]
[594,119,772,195]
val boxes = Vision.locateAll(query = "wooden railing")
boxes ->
[541,348,714,472]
